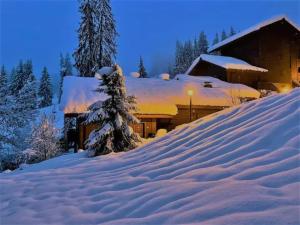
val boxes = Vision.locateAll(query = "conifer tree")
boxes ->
[10,60,24,95]
[58,53,73,102]
[221,30,227,41]
[74,0,97,76]
[74,0,117,77]
[138,56,148,78]
[212,33,219,45]
[85,65,140,156]
[174,40,184,74]
[0,65,7,89]
[38,67,52,108]
[197,31,209,55]
[64,53,73,75]
[229,26,236,36]
[95,0,117,69]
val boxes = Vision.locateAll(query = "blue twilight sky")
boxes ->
[0,0,299,82]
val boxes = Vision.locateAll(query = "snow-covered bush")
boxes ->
[85,65,140,156]
[27,113,61,163]
[130,72,140,78]
[160,73,170,80]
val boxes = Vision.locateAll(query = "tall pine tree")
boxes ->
[38,67,52,108]
[95,0,117,69]
[197,31,208,55]
[74,0,117,77]
[138,56,147,78]
[221,30,227,41]
[229,26,236,36]
[0,65,7,89]
[85,65,140,156]
[10,60,24,95]
[212,33,219,45]
[74,0,97,76]
[58,53,73,103]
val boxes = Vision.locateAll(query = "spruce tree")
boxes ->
[229,26,236,36]
[212,33,219,45]
[174,40,184,74]
[197,31,209,55]
[221,30,227,41]
[85,64,140,156]
[38,67,52,108]
[74,0,97,76]
[10,60,24,95]
[65,53,73,75]
[94,0,117,69]
[138,56,147,78]
[0,65,7,89]
[74,0,117,77]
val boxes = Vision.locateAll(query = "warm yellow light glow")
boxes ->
[280,86,291,94]
[187,90,194,96]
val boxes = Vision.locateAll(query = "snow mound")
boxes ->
[1,88,299,225]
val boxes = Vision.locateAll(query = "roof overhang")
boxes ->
[208,15,300,53]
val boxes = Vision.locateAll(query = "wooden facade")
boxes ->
[64,105,227,150]
[189,18,300,92]
[188,60,262,88]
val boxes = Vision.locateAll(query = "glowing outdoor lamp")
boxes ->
[187,89,194,122]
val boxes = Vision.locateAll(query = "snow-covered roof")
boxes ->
[60,75,260,115]
[186,54,268,74]
[209,15,300,52]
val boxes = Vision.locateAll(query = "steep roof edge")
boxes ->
[208,15,300,52]
[185,54,268,75]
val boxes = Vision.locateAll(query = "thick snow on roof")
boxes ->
[60,75,260,115]
[2,88,300,225]
[186,54,268,74]
[209,15,300,52]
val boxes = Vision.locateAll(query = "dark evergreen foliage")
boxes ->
[85,65,140,156]
[138,56,148,78]
[38,67,52,108]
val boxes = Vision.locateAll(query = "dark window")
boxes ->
[298,67,300,73]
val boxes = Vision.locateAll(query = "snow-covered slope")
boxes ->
[1,89,300,225]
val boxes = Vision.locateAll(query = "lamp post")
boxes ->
[187,90,193,122]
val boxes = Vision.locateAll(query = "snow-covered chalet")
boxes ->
[60,74,260,149]
[186,15,300,92]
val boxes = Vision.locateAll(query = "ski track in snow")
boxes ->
[1,89,300,225]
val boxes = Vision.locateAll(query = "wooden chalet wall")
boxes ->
[170,105,225,129]
[189,60,227,81]
[218,20,300,86]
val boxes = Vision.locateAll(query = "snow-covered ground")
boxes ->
[1,88,299,225]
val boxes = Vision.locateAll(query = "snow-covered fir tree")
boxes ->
[85,65,140,156]
[10,60,24,95]
[64,53,73,75]
[138,56,148,78]
[221,30,227,41]
[174,40,185,74]
[94,0,117,69]
[74,0,117,77]
[27,113,59,162]
[58,53,73,103]
[0,65,7,89]
[229,26,236,36]
[74,0,97,76]
[38,67,52,108]
[198,31,208,55]
[212,33,219,45]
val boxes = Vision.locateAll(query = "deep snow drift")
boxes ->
[1,89,300,225]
